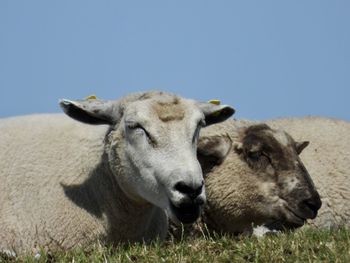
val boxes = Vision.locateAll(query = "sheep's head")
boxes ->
[59,91,234,225]
[198,122,321,234]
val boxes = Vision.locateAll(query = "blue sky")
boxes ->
[1,1,349,121]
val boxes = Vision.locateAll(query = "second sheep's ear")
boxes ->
[59,98,120,125]
[197,134,232,176]
[295,141,310,154]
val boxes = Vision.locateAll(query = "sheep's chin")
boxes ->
[166,201,201,225]
[277,204,307,229]
[263,220,302,232]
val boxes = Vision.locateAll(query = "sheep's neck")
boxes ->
[102,162,167,244]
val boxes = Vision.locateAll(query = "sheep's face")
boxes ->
[109,97,207,225]
[60,91,234,225]
[199,123,321,234]
[236,124,322,229]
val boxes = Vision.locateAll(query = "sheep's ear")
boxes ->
[233,142,244,155]
[296,141,309,154]
[198,102,235,126]
[59,98,119,125]
[197,135,232,176]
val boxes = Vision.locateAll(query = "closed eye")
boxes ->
[127,122,143,130]
[126,122,148,135]
[248,151,271,164]
[247,151,261,161]
[126,122,156,145]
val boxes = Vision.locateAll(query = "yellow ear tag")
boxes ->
[85,95,97,100]
[208,99,222,117]
[208,99,221,105]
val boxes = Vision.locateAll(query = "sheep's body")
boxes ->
[0,114,165,253]
[266,116,350,228]
[0,91,234,255]
[199,117,349,235]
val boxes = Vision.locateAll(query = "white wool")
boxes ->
[0,92,234,255]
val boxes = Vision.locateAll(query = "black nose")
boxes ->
[303,192,322,218]
[174,181,203,200]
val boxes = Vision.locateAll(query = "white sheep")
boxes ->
[195,118,325,235]
[0,91,234,255]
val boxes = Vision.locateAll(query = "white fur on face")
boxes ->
[268,130,290,147]
[270,130,290,147]
[114,98,206,215]
[283,176,300,193]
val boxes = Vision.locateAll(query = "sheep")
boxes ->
[266,117,350,229]
[0,91,235,255]
[193,118,324,235]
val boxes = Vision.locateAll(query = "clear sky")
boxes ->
[1,1,349,121]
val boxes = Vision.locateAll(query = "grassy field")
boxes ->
[2,228,349,262]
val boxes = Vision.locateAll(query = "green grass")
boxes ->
[2,228,350,263]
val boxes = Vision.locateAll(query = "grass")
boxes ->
[1,228,349,263]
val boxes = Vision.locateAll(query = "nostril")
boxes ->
[303,195,322,215]
[174,181,203,199]
[304,200,317,214]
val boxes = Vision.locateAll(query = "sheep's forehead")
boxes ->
[251,128,294,151]
[264,131,297,168]
[269,130,291,147]
[152,97,186,122]
[244,125,297,169]
[126,95,201,124]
